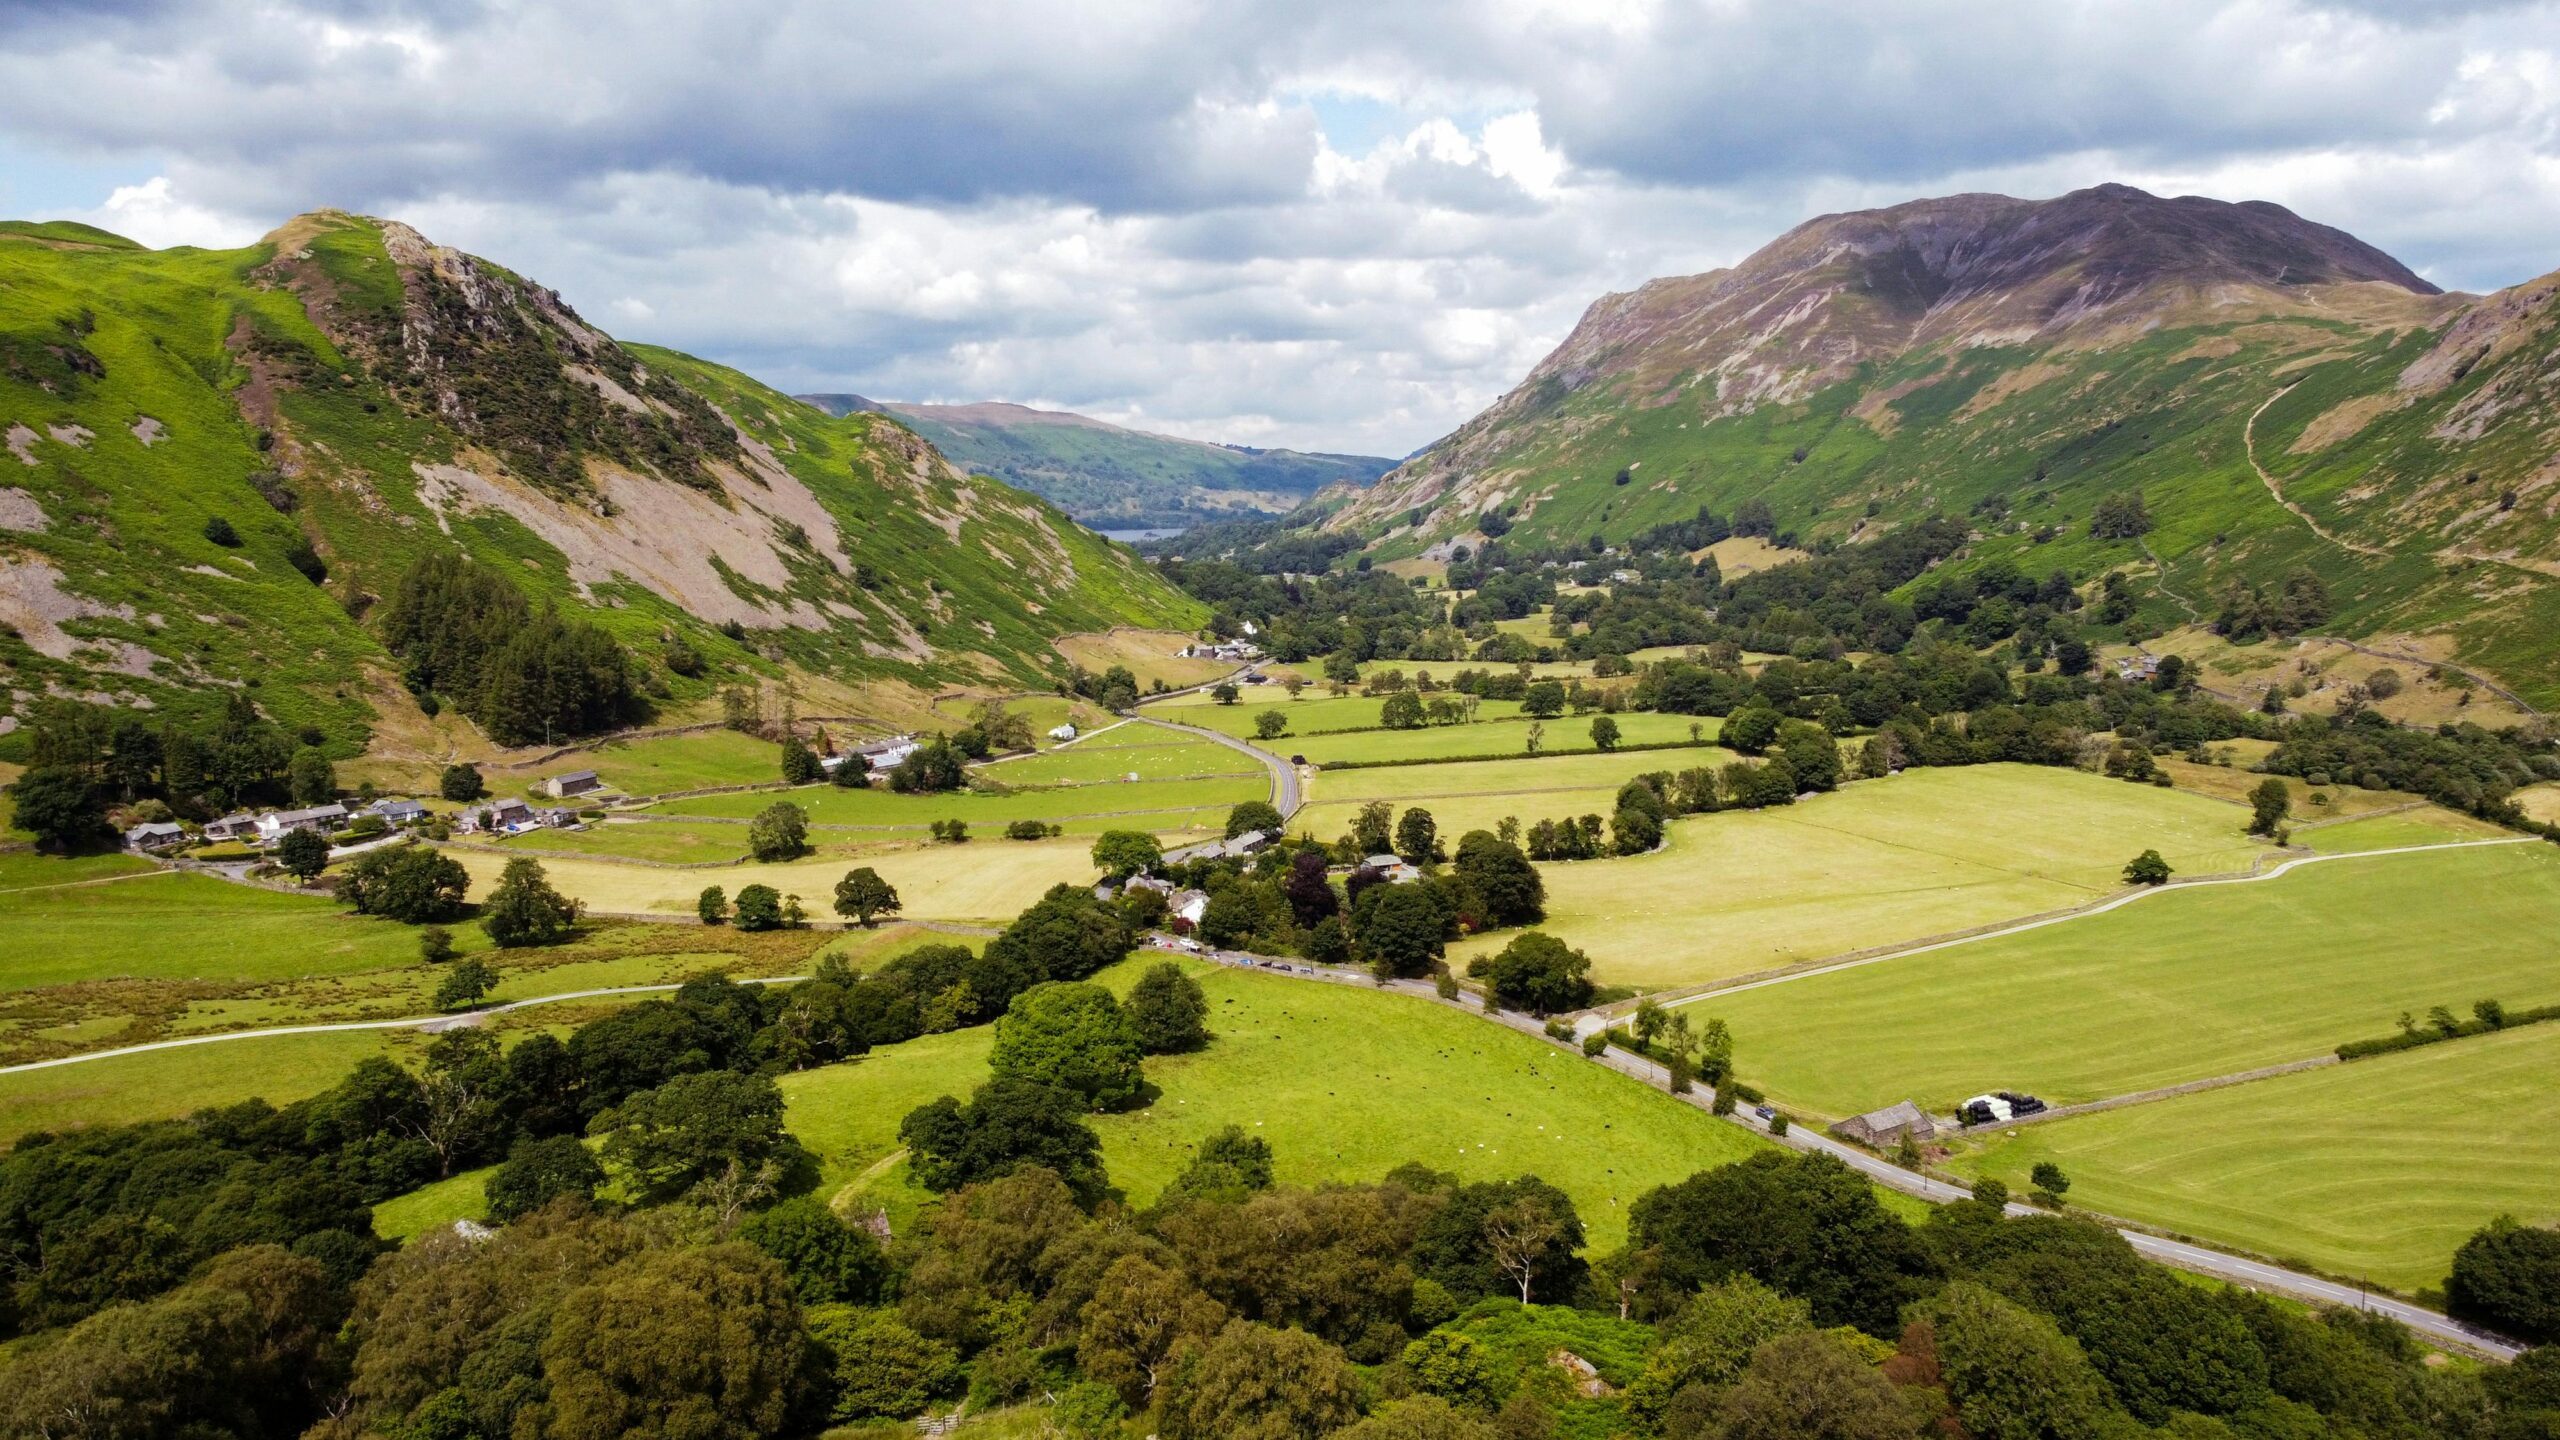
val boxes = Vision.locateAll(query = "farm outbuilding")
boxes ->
[1832,1100,1934,1149]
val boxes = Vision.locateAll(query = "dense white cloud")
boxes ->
[5,0,2558,453]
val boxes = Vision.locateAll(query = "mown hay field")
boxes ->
[1447,765,2279,988]
[1950,1019,2560,1293]
[1695,838,2558,1118]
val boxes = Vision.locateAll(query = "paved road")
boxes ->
[1136,714,1303,819]
[1151,936,2523,1359]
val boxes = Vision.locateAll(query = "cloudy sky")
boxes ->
[5,1,2558,456]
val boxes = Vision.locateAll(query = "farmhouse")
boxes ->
[255,804,349,841]
[368,798,429,826]
[1359,854,1422,884]
[1181,638,1261,663]
[1831,1100,1935,1149]
[202,811,261,842]
[1048,722,1079,742]
[834,734,919,774]
[463,798,537,834]
[123,821,187,852]
[540,770,603,799]
[1169,889,1212,928]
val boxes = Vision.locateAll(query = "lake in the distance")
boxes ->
[1094,526,1181,542]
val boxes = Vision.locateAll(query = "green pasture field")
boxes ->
[1292,790,1632,851]
[1289,711,1720,766]
[0,922,944,1143]
[0,1030,413,1146]
[1308,746,1735,808]
[1155,688,1466,737]
[784,956,1771,1253]
[1697,840,2560,1119]
[0,850,157,889]
[1064,720,1176,749]
[451,835,1104,923]
[513,728,784,799]
[0,875,907,1059]
[0,871,436,992]
[1950,1020,2560,1293]
[2297,809,2515,853]
[985,734,1257,784]
[1447,765,2278,989]
[493,821,762,865]
[644,773,1261,826]
[925,692,1102,746]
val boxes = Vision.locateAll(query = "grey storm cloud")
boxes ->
[5,0,2558,454]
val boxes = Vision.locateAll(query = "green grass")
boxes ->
[0,871,439,990]
[1448,765,2277,988]
[782,958,1771,1253]
[987,735,1256,784]
[1309,746,1734,807]
[494,821,758,865]
[1950,1021,2560,1293]
[2297,810,2514,853]
[513,729,783,799]
[375,1165,495,1241]
[644,774,1263,828]
[0,850,157,890]
[1698,841,2560,1118]
[1155,689,1433,736]
[0,1029,409,1145]
[1289,712,1719,767]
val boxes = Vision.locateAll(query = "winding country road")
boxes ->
[1133,713,1303,819]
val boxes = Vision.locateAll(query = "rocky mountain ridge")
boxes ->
[0,211,1199,755]
[1321,184,2560,703]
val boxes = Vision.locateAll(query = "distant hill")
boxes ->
[799,394,1395,529]
[1323,183,2560,704]
[0,211,1200,755]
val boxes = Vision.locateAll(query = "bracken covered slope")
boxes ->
[1330,184,2560,703]
[0,212,1200,753]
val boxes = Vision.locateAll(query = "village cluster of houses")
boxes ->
[131,795,441,853]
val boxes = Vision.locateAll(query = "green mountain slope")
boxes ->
[0,212,1201,755]
[800,394,1395,529]
[1328,185,2560,704]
